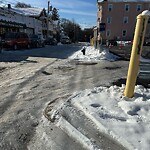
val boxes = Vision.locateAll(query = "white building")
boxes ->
[0,5,56,38]
[0,6,42,36]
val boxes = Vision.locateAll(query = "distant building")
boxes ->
[96,0,150,43]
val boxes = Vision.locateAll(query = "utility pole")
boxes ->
[47,0,50,38]
[48,0,50,14]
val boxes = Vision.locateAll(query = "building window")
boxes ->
[106,30,111,37]
[125,4,129,11]
[122,30,127,37]
[123,17,128,24]
[108,4,113,12]
[107,16,112,24]
[137,4,142,12]
[98,6,102,11]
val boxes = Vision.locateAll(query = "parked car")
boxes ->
[60,36,71,44]
[30,34,45,48]
[45,37,57,45]
[2,32,31,50]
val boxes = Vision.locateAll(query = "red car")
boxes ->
[2,32,31,50]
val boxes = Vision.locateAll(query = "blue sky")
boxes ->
[6,0,97,29]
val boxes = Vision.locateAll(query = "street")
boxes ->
[0,43,129,150]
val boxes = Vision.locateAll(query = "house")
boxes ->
[96,0,150,43]
[0,5,43,36]
[0,4,56,38]
[10,6,48,37]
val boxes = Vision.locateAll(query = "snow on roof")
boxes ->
[98,0,150,2]
[10,7,44,16]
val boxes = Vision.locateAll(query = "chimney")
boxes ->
[8,4,11,9]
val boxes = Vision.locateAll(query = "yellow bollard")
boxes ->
[124,14,148,98]
[91,37,94,46]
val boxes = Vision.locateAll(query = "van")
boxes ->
[60,36,71,44]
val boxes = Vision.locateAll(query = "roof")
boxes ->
[10,7,44,17]
[98,0,150,2]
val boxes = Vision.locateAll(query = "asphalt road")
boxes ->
[0,44,129,150]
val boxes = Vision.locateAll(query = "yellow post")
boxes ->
[91,37,94,46]
[124,14,148,98]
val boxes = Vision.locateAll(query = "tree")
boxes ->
[15,2,31,8]
[52,8,59,21]
[79,28,94,42]
[60,18,81,42]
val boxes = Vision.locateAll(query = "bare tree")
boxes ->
[15,2,31,8]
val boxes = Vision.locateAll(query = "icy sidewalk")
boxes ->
[45,85,150,150]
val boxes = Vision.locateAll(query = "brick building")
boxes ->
[96,0,150,43]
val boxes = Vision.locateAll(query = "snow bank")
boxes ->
[71,85,150,150]
[69,46,119,61]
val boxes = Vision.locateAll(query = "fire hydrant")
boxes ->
[81,47,86,55]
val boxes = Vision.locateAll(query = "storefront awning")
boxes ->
[0,19,26,28]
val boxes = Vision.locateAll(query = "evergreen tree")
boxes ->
[52,8,59,21]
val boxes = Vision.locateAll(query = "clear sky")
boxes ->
[3,0,97,29]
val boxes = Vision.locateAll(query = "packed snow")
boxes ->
[69,46,119,61]
[70,85,150,150]
[61,46,150,149]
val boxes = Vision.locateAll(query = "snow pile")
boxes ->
[69,46,119,61]
[71,85,150,150]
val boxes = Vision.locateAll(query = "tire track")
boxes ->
[0,59,57,122]
[68,61,97,93]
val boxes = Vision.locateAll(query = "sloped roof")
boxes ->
[10,7,44,17]
[98,0,150,2]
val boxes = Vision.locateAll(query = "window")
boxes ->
[137,4,142,11]
[125,4,129,11]
[123,17,128,24]
[108,4,113,12]
[98,6,102,11]
[122,30,127,37]
[106,30,111,37]
[107,16,112,24]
